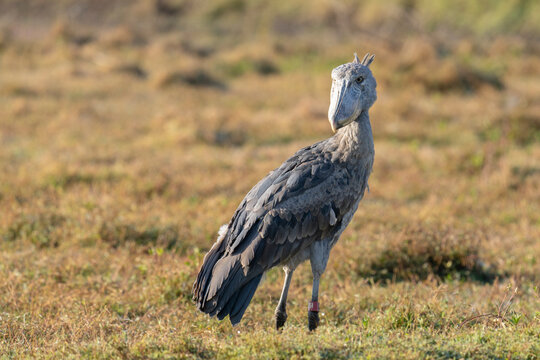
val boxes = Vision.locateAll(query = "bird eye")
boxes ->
[355,76,364,84]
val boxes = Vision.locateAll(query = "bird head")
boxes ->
[328,53,377,133]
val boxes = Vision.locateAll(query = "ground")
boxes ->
[0,0,539,359]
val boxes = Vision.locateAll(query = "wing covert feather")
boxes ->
[220,140,371,269]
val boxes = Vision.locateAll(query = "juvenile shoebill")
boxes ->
[193,53,377,331]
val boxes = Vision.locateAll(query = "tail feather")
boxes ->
[193,225,229,309]
[206,261,243,316]
[193,225,265,325]
[217,288,241,320]
[229,274,263,325]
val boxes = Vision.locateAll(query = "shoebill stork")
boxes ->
[193,53,377,330]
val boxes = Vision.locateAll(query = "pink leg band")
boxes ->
[308,301,319,312]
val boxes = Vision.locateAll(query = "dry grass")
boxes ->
[0,0,539,358]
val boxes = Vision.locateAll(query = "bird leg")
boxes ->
[275,267,294,330]
[308,242,330,331]
[308,275,320,331]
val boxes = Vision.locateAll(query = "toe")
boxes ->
[275,311,287,330]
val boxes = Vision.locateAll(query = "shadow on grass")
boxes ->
[357,224,504,284]
[2,213,65,248]
[99,221,180,251]
[155,69,226,90]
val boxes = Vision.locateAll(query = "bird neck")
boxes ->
[334,111,374,162]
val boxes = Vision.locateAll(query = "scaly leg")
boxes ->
[308,275,321,331]
[275,267,294,330]
[308,241,330,331]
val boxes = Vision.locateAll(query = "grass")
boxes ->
[0,0,539,358]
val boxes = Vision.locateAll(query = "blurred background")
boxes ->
[0,0,539,357]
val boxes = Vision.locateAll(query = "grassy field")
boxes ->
[0,0,539,358]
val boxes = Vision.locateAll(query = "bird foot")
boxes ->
[275,310,287,330]
[308,311,319,331]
